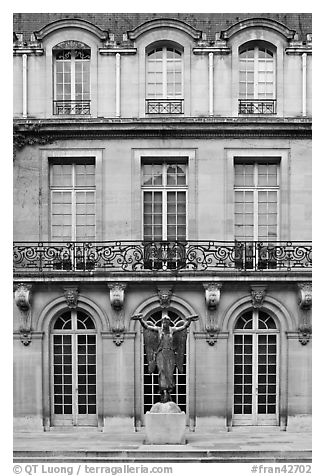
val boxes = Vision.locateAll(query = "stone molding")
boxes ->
[127,18,202,41]
[220,17,296,40]
[34,18,108,41]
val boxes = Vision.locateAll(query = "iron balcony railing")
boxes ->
[238,99,276,115]
[53,100,91,115]
[13,241,312,273]
[146,99,184,114]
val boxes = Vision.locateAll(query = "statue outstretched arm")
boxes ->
[172,314,199,333]
[131,313,159,331]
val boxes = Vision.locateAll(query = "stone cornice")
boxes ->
[13,47,44,56]
[34,18,108,41]
[13,272,312,284]
[127,18,202,41]
[220,17,296,40]
[99,48,137,55]
[285,47,312,55]
[13,117,312,142]
[192,46,230,55]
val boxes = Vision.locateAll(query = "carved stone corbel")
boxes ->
[108,283,126,311]
[298,283,312,309]
[297,283,312,345]
[63,286,79,309]
[250,285,267,308]
[204,283,222,310]
[203,283,222,345]
[157,287,173,309]
[14,283,32,346]
[107,283,127,345]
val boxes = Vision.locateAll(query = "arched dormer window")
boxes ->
[53,41,91,115]
[146,44,184,114]
[238,42,276,114]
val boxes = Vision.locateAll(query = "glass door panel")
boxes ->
[51,311,97,427]
[233,311,278,426]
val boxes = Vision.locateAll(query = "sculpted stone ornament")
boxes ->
[298,283,312,309]
[298,323,312,345]
[157,287,173,309]
[250,285,267,308]
[108,283,127,345]
[63,286,79,309]
[297,283,312,345]
[203,283,222,345]
[108,283,126,311]
[132,311,198,403]
[14,283,32,346]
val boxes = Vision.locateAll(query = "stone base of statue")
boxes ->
[145,401,186,445]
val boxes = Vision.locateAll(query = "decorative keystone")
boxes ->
[108,283,127,311]
[63,286,79,309]
[203,283,222,310]
[14,283,32,346]
[157,287,173,309]
[250,285,267,308]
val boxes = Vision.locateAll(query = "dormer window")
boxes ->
[53,41,91,115]
[146,45,184,114]
[238,44,276,114]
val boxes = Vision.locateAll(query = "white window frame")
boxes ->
[233,309,279,426]
[146,46,184,99]
[50,161,96,241]
[141,161,188,241]
[234,161,280,242]
[239,45,276,100]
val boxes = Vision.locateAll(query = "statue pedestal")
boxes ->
[145,402,186,445]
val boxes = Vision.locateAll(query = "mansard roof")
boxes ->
[13,12,312,44]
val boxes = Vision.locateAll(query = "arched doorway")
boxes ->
[51,309,98,426]
[233,309,279,426]
[143,310,187,415]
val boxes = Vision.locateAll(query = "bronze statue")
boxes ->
[132,311,199,403]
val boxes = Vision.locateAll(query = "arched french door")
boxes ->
[51,309,97,426]
[233,309,279,426]
[143,310,187,415]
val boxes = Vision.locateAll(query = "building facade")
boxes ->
[13,13,312,433]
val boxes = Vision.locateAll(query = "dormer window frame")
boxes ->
[53,41,91,116]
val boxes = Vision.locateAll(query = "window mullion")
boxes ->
[254,47,259,98]
[162,48,167,98]
[71,52,76,102]
[71,164,76,242]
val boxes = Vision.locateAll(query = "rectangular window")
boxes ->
[141,160,187,241]
[234,161,279,242]
[50,160,96,241]
[54,48,91,115]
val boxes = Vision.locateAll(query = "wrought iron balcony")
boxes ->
[53,100,91,115]
[146,99,184,114]
[239,99,276,115]
[13,241,312,274]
